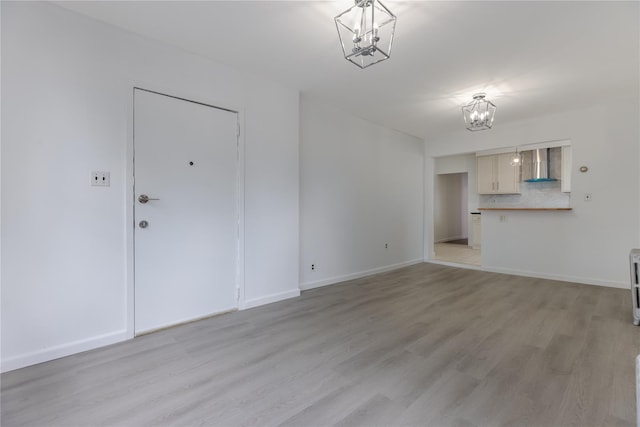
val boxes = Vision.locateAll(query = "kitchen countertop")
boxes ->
[478,207,572,211]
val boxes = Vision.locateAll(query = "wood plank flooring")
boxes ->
[2,263,638,426]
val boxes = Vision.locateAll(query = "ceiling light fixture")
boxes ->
[462,93,496,131]
[510,148,522,167]
[334,0,396,69]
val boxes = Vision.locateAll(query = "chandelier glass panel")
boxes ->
[335,0,397,69]
[462,93,496,131]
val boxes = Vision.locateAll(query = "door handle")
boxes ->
[138,194,160,204]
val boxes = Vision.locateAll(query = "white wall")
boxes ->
[434,154,473,175]
[425,96,640,288]
[1,2,299,371]
[300,97,424,289]
[434,173,467,243]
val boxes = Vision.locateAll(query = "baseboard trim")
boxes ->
[425,260,627,289]
[435,235,467,243]
[481,265,628,289]
[241,289,301,310]
[300,259,423,291]
[424,259,629,289]
[1,329,128,373]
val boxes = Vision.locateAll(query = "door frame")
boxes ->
[125,84,246,339]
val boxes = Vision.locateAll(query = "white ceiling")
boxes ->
[55,1,639,140]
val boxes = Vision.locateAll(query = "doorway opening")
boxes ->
[433,171,481,266]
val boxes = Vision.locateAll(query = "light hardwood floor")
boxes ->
[2,263,638,426]
[433,243,481,266]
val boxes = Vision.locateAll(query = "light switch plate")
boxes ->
[91,171,110,187]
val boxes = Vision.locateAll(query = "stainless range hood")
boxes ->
[524,148,557,182]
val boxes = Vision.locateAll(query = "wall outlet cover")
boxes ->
[91,171,110,187]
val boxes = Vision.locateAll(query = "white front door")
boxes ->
[134,88,238,334]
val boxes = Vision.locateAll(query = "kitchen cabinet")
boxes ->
[477,156,495,194]
[476,153,520,194]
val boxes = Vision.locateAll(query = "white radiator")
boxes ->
[630,249,640,326]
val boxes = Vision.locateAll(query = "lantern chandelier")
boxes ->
[462,93,497,131]
[334,0,397,69]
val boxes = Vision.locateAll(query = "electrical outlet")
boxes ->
[500,215,507,222]
[311,264,315,271]
[91,171,110,187]
[584,193,592,201]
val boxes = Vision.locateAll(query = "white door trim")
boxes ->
[125,85,245,339]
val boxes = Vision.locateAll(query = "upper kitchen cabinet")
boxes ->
[477,153,520,194]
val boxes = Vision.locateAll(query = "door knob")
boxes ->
[139,220,149,229]
[138,194,160,204]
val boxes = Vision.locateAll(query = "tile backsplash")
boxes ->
[479,180,571,208]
